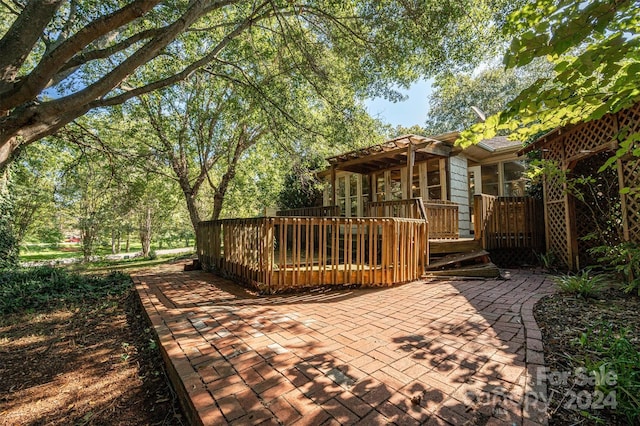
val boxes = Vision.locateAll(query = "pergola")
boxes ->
[521,102,640,270]
[323,133,457,201]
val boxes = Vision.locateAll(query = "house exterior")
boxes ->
[318,133,528,239]
[196,132,544,293]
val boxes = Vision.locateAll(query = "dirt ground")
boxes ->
[0,290,184,426]
[534,288,640,425]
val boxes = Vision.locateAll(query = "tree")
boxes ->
[133,77,268,230]
[0,168,18,268]
[10,142,60,244]
[277,156,325,210]
[424,64,551,134]
[0,0,514,172]
[459,0,640,147]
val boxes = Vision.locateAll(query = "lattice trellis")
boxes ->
[545,172,565,202]
[563,114,618,161]
[546,202,569,267]
[617,102,640,136]
[544,139,566,163]
[622,157,640,243]
[538,102,640,269]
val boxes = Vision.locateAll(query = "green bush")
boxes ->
[553,269,608,298]
[575,322,640,424]
[147,250,157,260]
[0,267,131,314]
[591,242,640,295]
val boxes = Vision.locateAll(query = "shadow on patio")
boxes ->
[134,264,554,425]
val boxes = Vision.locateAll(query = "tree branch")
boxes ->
[0,0,163,111]
[0,0,63,91]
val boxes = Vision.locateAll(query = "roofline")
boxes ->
[516,127,564,156]
[325,132,459,163]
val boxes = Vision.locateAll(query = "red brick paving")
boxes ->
[134,265,554,425]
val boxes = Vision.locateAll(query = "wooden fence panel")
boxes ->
[474,195,545,254]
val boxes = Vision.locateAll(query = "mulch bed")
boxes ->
[534,288,640,425]
[0,289,185,425]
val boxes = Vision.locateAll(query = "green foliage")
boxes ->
[277,158,325,210]
[536,251,557,270]
[0,170,18,269]
[574,322,640,424]
[0,267,131,314]
[426,63,551,135]
[591,242,640,295]
[147,250,157,261]
[459,0,640,152]
[553,269,609,298]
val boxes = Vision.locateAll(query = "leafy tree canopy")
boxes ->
[0,0,515,171]
[459,0,640,147]
[424,63,552,135]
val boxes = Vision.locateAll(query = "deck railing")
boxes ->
[365,198,427,221]
[197,217,428,294]
[366,198,458,239]
[474,194,544,251]
[276,205,340,217]
[424,200,459,239]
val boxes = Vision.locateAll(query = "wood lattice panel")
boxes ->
[617,102,640,136]
[544,139,566,163]
[622,158,640,243]
[545,172,565,202]
[546,201,569,267]
[562,114,618,160]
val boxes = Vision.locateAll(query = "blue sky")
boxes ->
[364,78,433,128]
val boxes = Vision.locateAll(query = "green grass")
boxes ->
[67,252,192,274]
[19,242,190,262]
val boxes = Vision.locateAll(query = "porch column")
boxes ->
[406,143,414,199]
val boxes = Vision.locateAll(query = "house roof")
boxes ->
[324,133,457,175]
[456,135,523,163]
[320,133,523,176]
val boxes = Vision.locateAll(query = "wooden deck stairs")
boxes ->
[424,238,500,278]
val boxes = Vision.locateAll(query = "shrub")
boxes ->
[147,250,157,260]
[0,267,131,314]
[553,269,608,298]
[591,242,640,295]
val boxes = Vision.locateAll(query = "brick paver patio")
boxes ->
[134,265,554,425]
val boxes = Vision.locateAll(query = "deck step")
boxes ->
[430,239,482,255]
[423,262,500,278]
[425,250,490,270]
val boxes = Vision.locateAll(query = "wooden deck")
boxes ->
[197,216,428,293]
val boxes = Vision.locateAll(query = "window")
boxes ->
[481,164,499,196]
[337,176,346,216]
[375,173,385,201]
[503,161,527,196]
[349,174,358,217]
[426,158,443,200]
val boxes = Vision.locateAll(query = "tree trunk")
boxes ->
[111,229,116,254]
[116,231,121,253]
[125,233,130,252]
[139,205,152,257]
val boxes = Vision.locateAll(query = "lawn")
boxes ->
[19,242,192,262]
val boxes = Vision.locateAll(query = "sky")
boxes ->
[364,78,433,129]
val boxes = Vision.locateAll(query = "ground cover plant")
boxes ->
[0,263,185,424]
[535,286,640,425]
